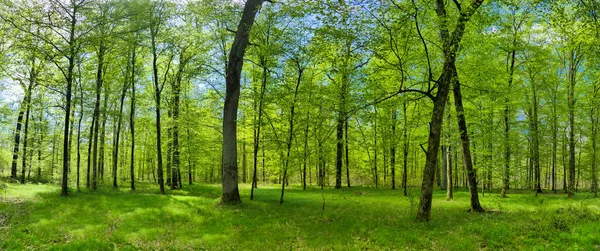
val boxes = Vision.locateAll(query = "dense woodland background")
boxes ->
[0,0,599,221]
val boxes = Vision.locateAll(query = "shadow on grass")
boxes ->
[2,182,600,250]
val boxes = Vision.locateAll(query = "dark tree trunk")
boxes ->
[453,78,484,212]
[280,61,303,204]
[130,45,137,190]
[402,102,408,196]
[20,85,33,184]
[10,100,25,182]
[223,0,265,204]
[390,110,396,189]
[567,49,578,198]
[501,49,516,197]
[92,44,105,191]
[113,63,129,188]
[250,57,268,199]
[345,117,351,188]
[416,0,484,222]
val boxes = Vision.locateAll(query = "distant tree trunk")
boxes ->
[130,45,137,191]
[223,0,265,204]
[250,58,267,200]
[92,44,105,191]
[10,98,26,182]
[98,85,109,181]
[402,102,408,196]
[501,49,516,198]
[567,49,578,198]
[86,112,95,188]
[280,59,303,204]
[77,78,84,191]
[551,87,558,192]
[390,110,396,189]
[20,84,33,184]
[531,74,541,194]
[171,47,188,190]
[113,63,129,188]
[345,117,351,188]
[374,105,379,188]
[592,84,599,198]
[302,94,311,190]
[446,145,453,200]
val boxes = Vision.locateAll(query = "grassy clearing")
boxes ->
[1,181,599,250]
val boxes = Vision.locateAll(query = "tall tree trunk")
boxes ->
[416,0,484,221]
[113,65,129,188]
[345,117,351,188]
[250,58,267,199]
[390,110,396,189]
[20,85,33,184]
[374,105,379,188]
[130,45,137,190]
[10,98,26,182]
[593,84,599,198]
[402,102,409,196]
[453,78,484,212]
[280,61,303,204]
[501,49,516,197]
[302,93,311,190]
[92,44,105,191]
[150,25,166,195]
[568,49,578,198]
[223,0,265,204]
[98,85,109,181]
[531,75,541,194]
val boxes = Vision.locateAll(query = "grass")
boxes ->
[1,181,599,250]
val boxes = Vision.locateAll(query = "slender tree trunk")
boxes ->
[531,76,541,194]
[130,45,137,190]
[20,85,33,184]
[302,96,311,190]
[250,58,267,199]
[568,49,578,198]
[402,103,408,196]
[453,78,484,212]
[345,117,351,188]
[92,45,105,191]
[374,106,379,188]
[280,62,302,204]
[501,49,516,197]
[113,66,129,188]
[390,110,396,189]
[10,99,25,182]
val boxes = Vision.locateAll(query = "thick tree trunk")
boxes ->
[223,0,265,204]
[20,85,33,184]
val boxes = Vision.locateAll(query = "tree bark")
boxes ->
[10,98,26,182]
[453,78,484,212]
[223,0,265,204]
[416,0,484,221]
[568,49,578,198]
[130,44,137,190]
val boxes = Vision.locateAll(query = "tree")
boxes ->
[222,0,265,204]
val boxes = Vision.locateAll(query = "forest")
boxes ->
[1,0,599,249]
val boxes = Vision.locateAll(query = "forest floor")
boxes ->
[1,181,599,250]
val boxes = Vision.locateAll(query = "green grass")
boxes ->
[1,181,599,250]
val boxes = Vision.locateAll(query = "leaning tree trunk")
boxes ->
[416,0,484,222]
[280,62,302,204]
[453,77,484,212]
[223,0,265,204]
